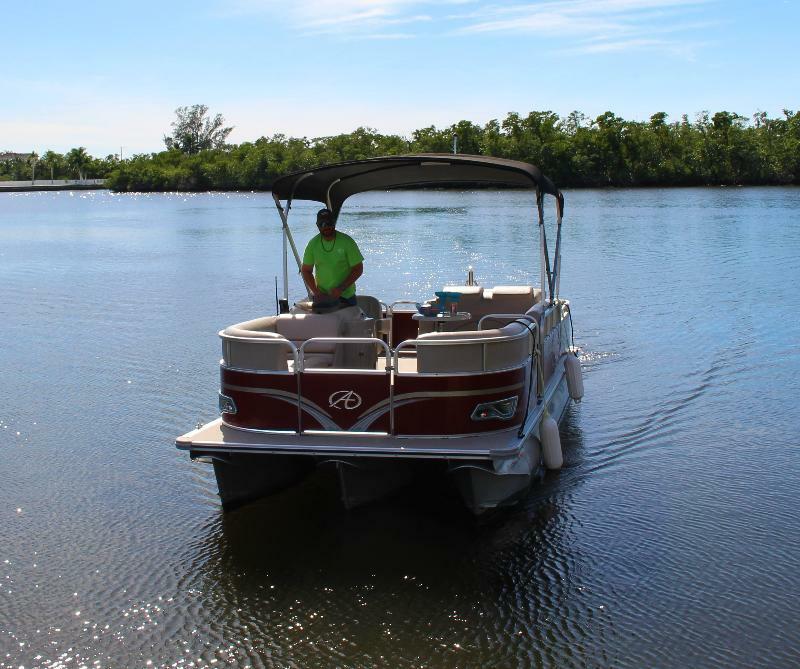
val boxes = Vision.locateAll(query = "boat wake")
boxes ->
[584,340,750,474]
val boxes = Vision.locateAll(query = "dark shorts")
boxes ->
[339,296,357,307]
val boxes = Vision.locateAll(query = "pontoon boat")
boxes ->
[176,155,583,514]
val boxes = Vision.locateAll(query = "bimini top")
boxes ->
[272,154,564,216]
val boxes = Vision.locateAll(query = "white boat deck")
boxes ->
[176,418,527,459]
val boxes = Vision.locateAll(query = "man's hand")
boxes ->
[329,287,342,299]
[301,263,320,298]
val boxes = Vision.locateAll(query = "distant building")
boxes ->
[0,152,34,162]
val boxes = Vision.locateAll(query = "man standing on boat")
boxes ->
[301,208,364,307]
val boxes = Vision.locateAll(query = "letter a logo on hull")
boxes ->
[329,390,362,410]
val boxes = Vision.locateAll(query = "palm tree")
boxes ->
[41,150,63,183]
[65,147,90,181]
[30,151,38,183]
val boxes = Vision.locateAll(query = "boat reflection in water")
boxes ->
[187,419,587,668]
[177,155,584,514]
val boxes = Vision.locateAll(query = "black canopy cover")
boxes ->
[272,154,564,216]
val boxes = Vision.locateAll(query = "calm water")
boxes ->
[1,187,799,668]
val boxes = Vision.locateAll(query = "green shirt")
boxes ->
[302,231,364,299]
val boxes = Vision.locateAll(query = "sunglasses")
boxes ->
[318,219,335,228]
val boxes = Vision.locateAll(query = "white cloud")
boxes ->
[451,0,714,56]
[572,37,668,53]
[230,0,713,52]
[360,32,417,39]
[229,0,436,34]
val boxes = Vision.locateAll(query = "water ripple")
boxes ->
[2,188,800,668]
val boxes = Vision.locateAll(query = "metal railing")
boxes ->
[389,300,418,310]
[298,337,391,373]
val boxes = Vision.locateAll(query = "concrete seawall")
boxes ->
[0,179,107,192]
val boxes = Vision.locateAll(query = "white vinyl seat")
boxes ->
[221,313,342,370]
[421,285,541,333]
[418,286,484,334]
[275,313,340,367]
[220,325,291,371]
[220,307,378,370]
[416,322,532,373]
[485,286,540,315]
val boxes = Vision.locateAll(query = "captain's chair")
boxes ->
[356,295,382,320]
[356,295,391,339]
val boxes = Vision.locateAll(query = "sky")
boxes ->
[2,0,798,157]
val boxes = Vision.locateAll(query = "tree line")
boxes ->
[0,147,117,182]
[7,106,799,190]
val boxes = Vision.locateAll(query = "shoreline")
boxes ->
[3,182,798,195]
[0,179,106,193]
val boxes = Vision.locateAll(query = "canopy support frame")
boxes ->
[537,191,556,304]
[272,192,305,300]
[552,199,564,301]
